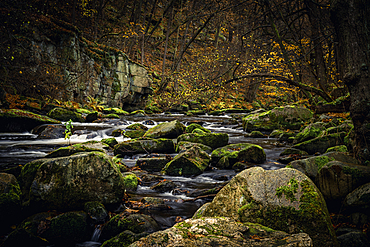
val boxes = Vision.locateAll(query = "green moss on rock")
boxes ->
[177,133,229,149]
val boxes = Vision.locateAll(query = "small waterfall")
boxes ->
[91,225,102,242]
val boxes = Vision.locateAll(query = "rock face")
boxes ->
[211,143,266,169]
[144,120,185,139]
[194,167,337,246]
[162,146,210,176]
[242,105,313,132]
[24,26,152,108]
[177,133,229,149]
[0,109,60,132]
[19,152,125,211]
[129,217,313,247]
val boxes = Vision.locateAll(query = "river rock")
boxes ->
[185,123,210,133]
[114,138,175,156]
[337,231,370,247]
[45,140,110,158]
[176,141,213,154]
[326,145,348,153]
[150,180,177,193]
[162,146,210,176]
[280,148,309,156]
[101,213,159,241]
[101,137,118,148]
[245,130,265,138]
[32,124,66,139]
[19,152,125,211]
[144,120,185,139]
[124,123,148,138]
[136,157,170,172]
[128,217,313,247]
[0,173,22,233]
[47,107,85,122]
[242,105,313,132]
[177,132,229,149]
[122,172,140,192]
[0,109,60,132]
[211,143,266,169]
[86,111,99,122]
[194,167,337,246]
[293,122,326,144]
[293,132,346,154]
[344,183,370,211]
[317,161,370,210]
[101,230,147,247]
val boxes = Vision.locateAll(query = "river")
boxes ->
[0,113,287,246]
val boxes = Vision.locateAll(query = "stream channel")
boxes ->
[0,113,287,246]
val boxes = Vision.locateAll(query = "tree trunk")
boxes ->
[331,0,370,164]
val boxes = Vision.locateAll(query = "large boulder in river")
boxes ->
[114,138,175,156]
[0,173,22,233]
[19,152,125,211]
[47,107,85,122]
[0,109,60,132]
[128,217,313,247]
[177,132,228,149]
[185,123,210,133]
[46,141,110,158]
[293,122,326,144]
[242,105,313,132]
[162,146,210,176]
[194,167,337,246]
[292,132,346,154]
[211,143,266,169]
[144,120,185,139]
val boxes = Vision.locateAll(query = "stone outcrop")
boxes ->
[27,24,152,109]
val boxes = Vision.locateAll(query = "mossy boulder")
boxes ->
[47,107,85,122]
[136,157,170,172]
[162,146,210,176]
[122,172,140,192]
[0,109,60,132]
[292,132,346,154]
[211,143,266,169]
[242,105,313,132]
[43,211,91,245]
[129,217,313,247]
[0,173,22,233]
[269,129,284,138]
[287,152,359,182]
[185,123,210,133]
[176,141,213,154]
[103,107,129,115]
[111,128,124,137]
[113,138,175,156]
[144,120,185,139]
[124,129,146,138]
[20,152,125,211]
[46,141,110,158]
[246,130,265,138]
[33,124,66,139]
[317,160,370,210]
[102,138,119,148]
[101,230,146,247]
[194,167,338,246]
[84,201,108,224]
[101,213,159,241]
[326,145,348,153]
[177,132,229,149]
[124,123,148,138]
[294,122,326,144]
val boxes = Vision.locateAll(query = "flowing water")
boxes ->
[0,113,287,246]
